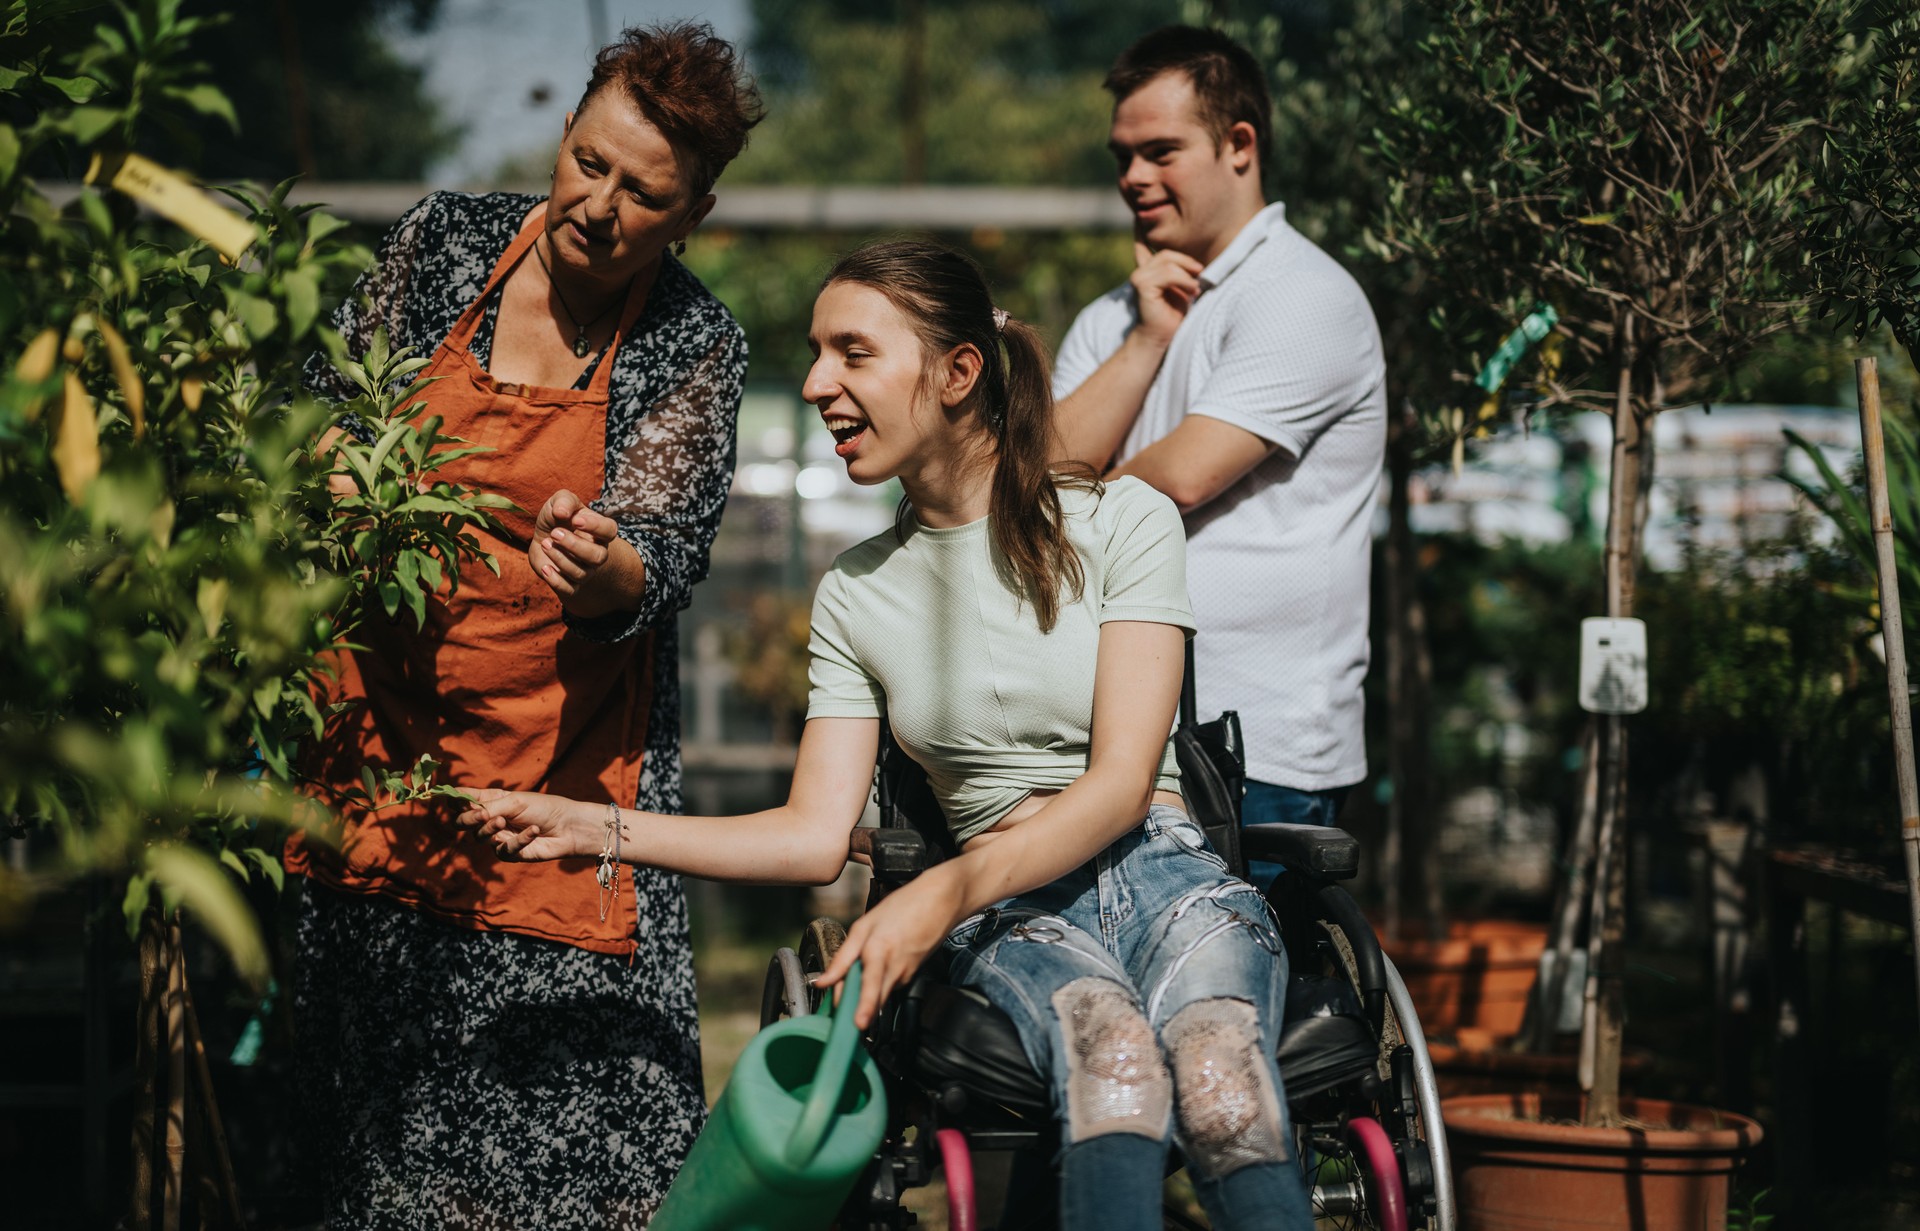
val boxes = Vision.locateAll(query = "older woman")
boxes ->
[287,22,762,1228]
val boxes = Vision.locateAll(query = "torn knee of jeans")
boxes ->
[1164,997,1289,1174]
[1051,977,1170,1143]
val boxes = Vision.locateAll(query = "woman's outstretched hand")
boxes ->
[813,862,969,1030]
[455,788,590,861]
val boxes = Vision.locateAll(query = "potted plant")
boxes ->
[0,4,502,1223]
[1363,0,1877,1222]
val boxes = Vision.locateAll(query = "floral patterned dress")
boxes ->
[292,191,743,1230]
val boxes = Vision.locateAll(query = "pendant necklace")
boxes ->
[534,237,627,358]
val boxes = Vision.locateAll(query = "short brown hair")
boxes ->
[578,21,766,197]
[1104,26,1272,167]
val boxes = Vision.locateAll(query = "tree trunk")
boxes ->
[1384,400,1440,943]
[129,908,164,1230]
[1584,313,1645,1127]
[162,920,188,1231]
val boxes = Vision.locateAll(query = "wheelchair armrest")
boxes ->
[1241,822,1359,881]
[869,827,935,886]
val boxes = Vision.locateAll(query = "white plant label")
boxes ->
[1579,617,1648,715]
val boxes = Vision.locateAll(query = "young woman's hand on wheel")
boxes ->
[812,862,968,1030]
[455,789,592,861]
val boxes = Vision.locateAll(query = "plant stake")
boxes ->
[1854,356,1920,1022]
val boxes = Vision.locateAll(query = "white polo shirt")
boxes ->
[1054,203,1386,789]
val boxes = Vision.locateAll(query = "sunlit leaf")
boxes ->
[144,844,269,988]
[51,371,100,502]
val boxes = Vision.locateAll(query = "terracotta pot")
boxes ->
[1381,919,1548,1039]
[1443,1093,1763,1231]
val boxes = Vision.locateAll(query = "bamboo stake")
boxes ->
[1855,356,1920,1023]
[1530,719,1601,1052]
[162,920,187,1231]
[183,977,246,1228]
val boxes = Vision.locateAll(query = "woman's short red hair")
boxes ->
[578,21,765,197]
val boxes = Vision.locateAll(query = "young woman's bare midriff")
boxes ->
[963,787,1188,851]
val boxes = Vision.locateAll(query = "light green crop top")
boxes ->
[805,476,1197,843]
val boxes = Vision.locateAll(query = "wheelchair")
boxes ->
[759,704,1456,1231]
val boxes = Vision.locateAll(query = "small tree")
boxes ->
[1371,0,1860,1124]
[0,0,501,1218]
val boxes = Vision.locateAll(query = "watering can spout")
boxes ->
[651,960,887,1231]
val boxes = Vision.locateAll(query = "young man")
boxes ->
[1054,26,1386,887]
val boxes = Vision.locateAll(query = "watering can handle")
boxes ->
[784,961,863,1168]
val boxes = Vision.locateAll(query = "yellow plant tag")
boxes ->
[53,371,101,502]
[85,151,256,261]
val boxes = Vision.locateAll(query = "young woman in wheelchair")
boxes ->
[457,240,1315,1231]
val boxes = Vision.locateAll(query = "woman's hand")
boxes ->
[813,862,969,1030]
[530,489,641,615]
[455,788,594,861]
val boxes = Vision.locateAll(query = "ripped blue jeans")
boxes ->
[943,804,1312,1231]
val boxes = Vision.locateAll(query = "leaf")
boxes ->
[0,123,18,181]
[252,677,283,717]
[242,847,285,891]
[66,104,120,145]
[180,375,203,411]
[144,844,269,989]
[282,268,319,339]
[228,292,279,340]
[164,83,237,132]
[43,75,101,103]
[97,319,143,436]
[196,577,229,638]
[305,212,351,247]
[122,873,152,933]
[52,371,100,503]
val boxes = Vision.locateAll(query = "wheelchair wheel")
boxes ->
[1310,919,1453,1231]
[759,947,810,1027]
[799,916,848,995]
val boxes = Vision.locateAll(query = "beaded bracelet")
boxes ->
[596,802,622,922]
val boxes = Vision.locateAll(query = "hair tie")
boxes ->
[992,307,1009,333]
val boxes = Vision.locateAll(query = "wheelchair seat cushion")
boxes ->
[897,972,1379,1119]
[906,981,1052,1115]
[1274,1009,1379,1102]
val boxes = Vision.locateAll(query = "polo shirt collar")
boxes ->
[1199,202,1290,290]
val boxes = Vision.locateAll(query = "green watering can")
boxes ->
[652,961,888,1231]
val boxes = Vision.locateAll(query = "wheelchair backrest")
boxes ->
[876,727,961,862]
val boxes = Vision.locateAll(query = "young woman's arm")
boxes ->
[455,715,880,886]
[815,618,1186,1028]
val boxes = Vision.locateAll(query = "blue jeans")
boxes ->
[1242,780,1351,894]
[944,804,1313,1231]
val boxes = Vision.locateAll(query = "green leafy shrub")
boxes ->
[0,0,502,979]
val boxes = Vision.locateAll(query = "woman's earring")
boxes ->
[674,238,687,256]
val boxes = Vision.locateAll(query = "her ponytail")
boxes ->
[823,241,1097,631]
[986,317,1095,631]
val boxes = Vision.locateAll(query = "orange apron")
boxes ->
[290,209,653,957]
